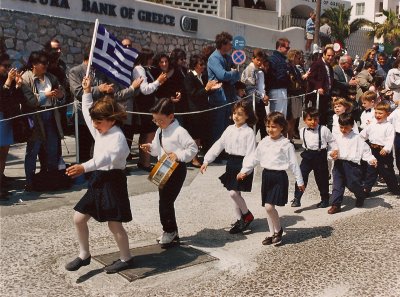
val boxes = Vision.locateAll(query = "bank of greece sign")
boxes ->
[5,0,200,31]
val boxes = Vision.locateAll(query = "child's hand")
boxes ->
[82,76,92,93]
[263,95,269,106]
[66,164,85,178]
[98,83,114,94]
[298,184,305,192]
[171,92,181,103]
[369,159,378,167]
[379,149,387,156]
[200,163,208,174]
[131,77,143,89]
[237,172,247,181]
[330,150,338,160]
[139,144,151,153]
[168,152,178,162]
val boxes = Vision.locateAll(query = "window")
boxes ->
[396,5,399,15]
[356,3,365,15]
[379,2,383,12]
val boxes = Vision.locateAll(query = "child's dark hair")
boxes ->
[252,48,265,60]
[234,81,246,91]
[265,112,288,135]
[89,96,127,126]
[150,97,175,115]
[233,99,257,126]
[302,107,319,120]
[361,90,377,102]
[375,101,391,113]
[338,113,354,127]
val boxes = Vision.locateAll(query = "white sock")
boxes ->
[229,190,249,219]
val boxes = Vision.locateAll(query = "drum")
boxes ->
[148,154,178,189]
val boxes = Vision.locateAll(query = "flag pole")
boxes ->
[75,18,99,164]
[86,18,99,77]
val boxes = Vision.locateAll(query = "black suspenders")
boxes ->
[303,125,322,151]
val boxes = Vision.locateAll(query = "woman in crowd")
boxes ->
[20,50,65,191]
[152,52,182,107]
[287,49,308,142]
[355,48,377,75]
[385,58,400,102]
[132,48,167,171]
[184,54,221,167]
[0,52,24,199]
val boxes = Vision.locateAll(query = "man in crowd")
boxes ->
[207,31,240,147]
[308,46,335,126]
[265,37,290,118]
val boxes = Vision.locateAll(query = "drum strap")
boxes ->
[159,130,168,155]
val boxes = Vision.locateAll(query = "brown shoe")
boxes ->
[328,205,341,214]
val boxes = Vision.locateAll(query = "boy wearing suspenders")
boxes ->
[291,108,337,208]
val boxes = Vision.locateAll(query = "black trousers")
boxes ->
[394,133,400,174]
[255,99,267,139]
[364,146,400,194]
[295,150,329,201]
[332,160,366,206]
[318,94,331,126]
[159,162,187,233]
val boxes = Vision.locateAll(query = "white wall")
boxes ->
[0,0,305,51]
[232,7,279,30]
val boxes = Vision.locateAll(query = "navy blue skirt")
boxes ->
[74,169,132,222]
[219,155,253,192]
[261,169,288,206]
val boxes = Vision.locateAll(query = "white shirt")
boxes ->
[359,120,395,153]
[388,108,400,133]
[241,136,304,186]
[35,75,53,107]
[132,65,160,95]
[332,114,359,139]
[204,124,256,164]
[332,131,375,165]
[360,108,376,130]
[300,125,337,151]
[81,93,130,172]
[150,119,198,162]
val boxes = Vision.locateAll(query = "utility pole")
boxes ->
[313,0,321,47]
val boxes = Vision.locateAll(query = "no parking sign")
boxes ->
[232,50,246,65]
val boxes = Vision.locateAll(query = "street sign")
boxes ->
[232,50,246,65]
[233,36,246,50]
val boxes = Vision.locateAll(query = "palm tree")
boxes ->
[321,4,370,47]
[369,9,400,44]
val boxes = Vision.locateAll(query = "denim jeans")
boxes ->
[25,111,60,185]
[268,88,288,118]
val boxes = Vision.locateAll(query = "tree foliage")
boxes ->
[321,4,370,47]
[370,9,400,43]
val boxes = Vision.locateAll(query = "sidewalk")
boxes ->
[1,136,400,296]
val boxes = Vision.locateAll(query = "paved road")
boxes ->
[1,136,400,297]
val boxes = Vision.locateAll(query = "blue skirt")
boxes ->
[219,155,253,192]
[74,169,132,222]
[0,112,13,146]
[261,169,288,206]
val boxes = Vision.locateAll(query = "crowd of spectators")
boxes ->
[2,28,400,201]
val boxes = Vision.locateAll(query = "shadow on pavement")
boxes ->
[281,225,334,245]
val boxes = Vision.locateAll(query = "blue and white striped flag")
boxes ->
[92,24,138,87]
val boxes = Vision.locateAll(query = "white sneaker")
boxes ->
[159,231,179,245]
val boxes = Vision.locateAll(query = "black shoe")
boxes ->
[355,198,364,207]
[262,236,273,245]
[317,199,329,208]
[65,256,91,271]
[272,228,283,245]
[104,258,134,274]
[290,198,301,207]
[229,219,245,234]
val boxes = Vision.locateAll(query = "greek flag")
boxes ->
[92,24,138,87]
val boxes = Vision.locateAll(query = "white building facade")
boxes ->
[348,0,400,23]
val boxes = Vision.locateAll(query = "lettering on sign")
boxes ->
[12,0,178,28]
[18,0,70,9]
